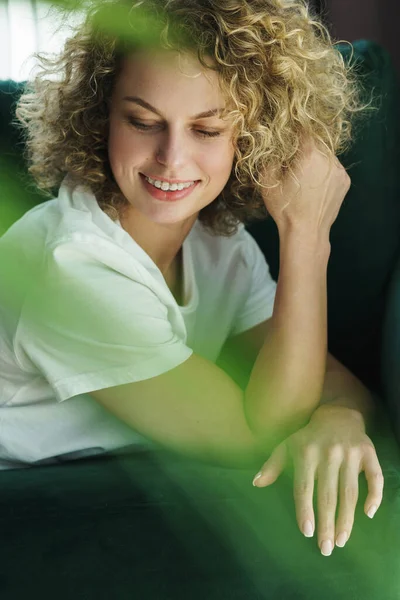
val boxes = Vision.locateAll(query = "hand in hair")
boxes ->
[260,138,351,239]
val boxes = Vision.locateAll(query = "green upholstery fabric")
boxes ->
[247,40,400,395]
[0,39,400,599]
[0,80,47,235]
[383,256,400,443]
[0,416,399,600]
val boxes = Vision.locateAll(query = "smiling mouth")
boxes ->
[141,174,199,191]
[142,173,199,183]
[140,173,200,201]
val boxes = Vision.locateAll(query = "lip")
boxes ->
[143,174,198,184]
[140,173,200,202]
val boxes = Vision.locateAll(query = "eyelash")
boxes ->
[126,118,221,138]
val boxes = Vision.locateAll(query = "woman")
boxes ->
[0,0,383,556]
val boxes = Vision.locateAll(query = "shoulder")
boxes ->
[1,179,162,306]
[0,176,105,253]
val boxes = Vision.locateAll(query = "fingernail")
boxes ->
[367,504,377,519]
[252,472,262,486]
[302,520,314,538]
[320,540,333,556]
[336,531,348,548]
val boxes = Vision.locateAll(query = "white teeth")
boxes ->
[145,176,195,192]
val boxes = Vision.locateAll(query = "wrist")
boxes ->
[311,404,366,431]
[278,224,331,262]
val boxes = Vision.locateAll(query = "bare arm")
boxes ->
[243,229,330,443]
[242,142,350,442]
[91,142,350,467]
[92,354,266,468]
[218,329,375,437]
[313,353,376,431]
[92,228,329,468]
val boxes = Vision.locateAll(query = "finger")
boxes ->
[334,453,361,548]
[252,442,287,487]
[362,445,384,519]
[317,448,342,556]
[293,449,318,538]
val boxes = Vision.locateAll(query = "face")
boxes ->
[108,49,235,227]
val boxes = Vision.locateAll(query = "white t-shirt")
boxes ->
[0,177,276,469]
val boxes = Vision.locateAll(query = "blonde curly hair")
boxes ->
[15,0,373,236]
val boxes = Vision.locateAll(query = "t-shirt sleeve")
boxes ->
[15,238,193,402]
[229,229,277,337]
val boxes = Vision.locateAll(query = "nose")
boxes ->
[155,127,188,170]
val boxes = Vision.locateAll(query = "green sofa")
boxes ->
[0,40,399,600]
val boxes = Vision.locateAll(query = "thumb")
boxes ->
[252,442,287,487]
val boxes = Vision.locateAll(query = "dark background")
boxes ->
[313,0,399,75]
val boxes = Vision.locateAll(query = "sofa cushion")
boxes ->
[0,79,44,235]
[382,255,400,442]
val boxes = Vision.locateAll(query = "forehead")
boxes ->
[113,49,225,112]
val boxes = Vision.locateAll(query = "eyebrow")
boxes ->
[122,96,224,120]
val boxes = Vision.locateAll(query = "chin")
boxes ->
[148,213,193,226]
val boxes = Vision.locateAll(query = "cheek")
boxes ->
[108,125,126,164]
[108,123,146,166]
[202,144,234,183]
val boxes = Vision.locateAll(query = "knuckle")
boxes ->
[338,518,355,535]
[319,528,332,541]
[325,444,343,463]
[301,443,318,462]
[319,527,335,546]
[370,470,385,487]
[343,514,355,527]
[294,480,312,498]
[336,166,351,188]
[342,484,358,504]
[319,489,337,509]
[344,446,361,462]
[338,506,355,524]
[360,441,376,454]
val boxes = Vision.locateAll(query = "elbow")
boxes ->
[246,407,312,449]
[244,384,322,444]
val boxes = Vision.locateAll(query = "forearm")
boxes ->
[244,227,331,441]
[313,354,376,431]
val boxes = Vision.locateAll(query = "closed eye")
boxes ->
[126,118,221,138]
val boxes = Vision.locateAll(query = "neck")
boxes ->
[119,207,197,274]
